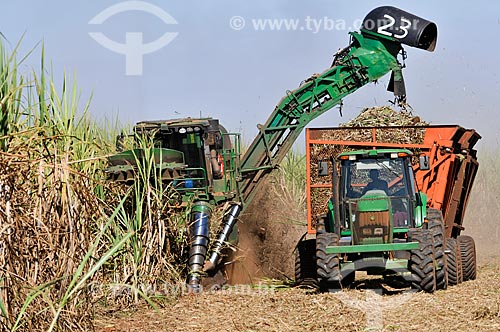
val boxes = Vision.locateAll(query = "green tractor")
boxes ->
[303,149,447,292]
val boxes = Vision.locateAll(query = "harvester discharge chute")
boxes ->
[238,6,437,205]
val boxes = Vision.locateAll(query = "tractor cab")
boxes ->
[336,149,423,246]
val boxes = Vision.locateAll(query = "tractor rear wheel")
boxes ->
[426,210,448,290]
[408,228,436,293]
[316,232,341,291]
[446,238,463,285]
[458,235,477,281]
[294,239,318,288]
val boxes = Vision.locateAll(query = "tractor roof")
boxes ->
[338,148,413,159]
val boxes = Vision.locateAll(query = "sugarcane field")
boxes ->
[1,2,499,332]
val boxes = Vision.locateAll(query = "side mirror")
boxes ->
[415,192,423,207]
[419,155,430,170]
[318,160,329,177]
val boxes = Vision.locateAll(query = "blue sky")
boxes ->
[1,1,500,146]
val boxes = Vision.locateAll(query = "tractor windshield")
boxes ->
[340,157,414,231]
[343,158,409,198]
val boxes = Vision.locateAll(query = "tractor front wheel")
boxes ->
[294,239,318,288]
[426,210,448,290]
[316,232,341,291]
[408,228,436,293]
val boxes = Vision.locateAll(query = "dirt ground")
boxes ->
[95,261,500,332]
[95,178,500,332]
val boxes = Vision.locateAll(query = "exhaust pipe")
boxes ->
[210,149,223,179]
[187,201,212,292]
[204,203,242,272]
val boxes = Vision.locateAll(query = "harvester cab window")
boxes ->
[153,131,205,168]
[153,130,208,188]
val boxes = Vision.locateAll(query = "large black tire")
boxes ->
[294,239,318,288]
[458,235,477,281]
[316,214,328,234]
[426,209,448,290]
[316,232,341,290]
[446,238,463,285]
[408,228,436,293]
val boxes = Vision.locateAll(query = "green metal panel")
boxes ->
[414,192,427,227]
[340,230,352,237]
[385,259,411,271]
[340,258,409,272]
[327,199,335,231]
[357,196,390,212]
[326,241,419,254]
[108,148,185,167]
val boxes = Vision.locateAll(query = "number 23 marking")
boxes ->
[377,14,411,39]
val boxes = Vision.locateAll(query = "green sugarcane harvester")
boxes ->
[105,7,438,291]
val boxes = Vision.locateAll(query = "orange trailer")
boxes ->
[306,125,481,238]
